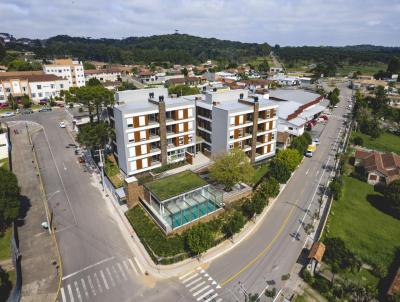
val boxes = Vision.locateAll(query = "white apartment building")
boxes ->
[43,59,85,87]
[84,68,121,83]
[0,72,69,103]
[185,89,278,163]
[113,88,196,176]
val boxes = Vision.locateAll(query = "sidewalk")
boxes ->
[10,123,59,302]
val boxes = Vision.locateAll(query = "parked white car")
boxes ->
[1,111,15,118]
[59,122,66,128]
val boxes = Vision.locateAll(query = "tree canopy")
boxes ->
[209,149,254,190]
[384,179,400,217]
[168,85,200,97]
[76,122,114,150]
[185,224,214,255]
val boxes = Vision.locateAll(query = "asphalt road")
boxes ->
[4,111,193,302]
[177,82,353,301]
[1,81,353,302]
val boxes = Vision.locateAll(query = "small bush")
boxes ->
[281,273,290,281]
[313,276,330,293]
[265,287,276,298]
[353,136,363,146]
[301,269,314,284]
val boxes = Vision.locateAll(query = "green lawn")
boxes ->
[353,131,400,154]
[336,62,386,76]
[251,163,269,184]
[146,170,207,201]
[104,157,124,188]
[0,228,12,261]
[326,176,400,270]
[0,158,9,171]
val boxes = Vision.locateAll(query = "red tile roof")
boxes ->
[0,72,65,83]
[84,68,121,75]
[355,149,400,180]
[388,267,400,296]
[307,242,326,263]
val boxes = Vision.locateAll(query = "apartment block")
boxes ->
[43,59,85,87]
[113,88,196,176]
[0,71,69,102]
[186,89,278,162]
[84,68,121,83]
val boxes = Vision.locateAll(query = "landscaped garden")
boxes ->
[146,170,207,201]
[250,162,269,185]
[104,155,124,188]
[0,228,11,261]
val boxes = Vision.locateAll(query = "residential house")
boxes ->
[84,68,121,83]
[354,149,400,185]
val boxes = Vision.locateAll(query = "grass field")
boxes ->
[251,163,269,184]
[326,176,400,270]
[336,62,386,76]
[0,158,9,170]
[353,131,400,154]
[0,228,12,261]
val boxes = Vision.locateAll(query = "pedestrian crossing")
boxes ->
[179,267,223,302]
[58,257,142,302]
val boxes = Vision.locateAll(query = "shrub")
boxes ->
[301,269,313,284]
[313,276,330,293]
[353,136,363,146]
[281,273,290,281]
[329,176,343,200]
[265,287,276,298]
[241,198,256,219]
[275,148,302,172]
[258,177,280,200]
[185,223,214,255]
[223,211,245,238]
[269,159,291,184]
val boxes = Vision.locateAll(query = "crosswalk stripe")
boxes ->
[182,272,199,284]
[197,289,215,301]
[94,272,103,293]
[189,281,206,292]
[133,257,144,274]
[185,277,202,288]
[117,262,128,281]
[74,281,82,302]
[179,270,194,280]
[80,278,89,299]
[87,275,96,296]
[100,270,110,290]
[112,265,122,283]
[106,267,116,287]
[61,287,66,302]
[123,260,136,276]
[193,285,210,297]
[67,284,75,302]
[204,293,219,302]
[215,298,223,302]
[127,258,138,275]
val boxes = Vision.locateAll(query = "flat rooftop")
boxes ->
[146,170,208,201]
[269,89,321,105]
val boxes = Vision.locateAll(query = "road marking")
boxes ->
[67,284,75,302]
[182,272,199,284]
[74,281,82,302]
[111,265,122,283]
[215,298,223,302]
[189,281,206,292]
[273,289,283,302]
[62,257,114,280]
[204,293,219,302]
[292,127,342,242]
[127,258,138,275]
[87,275,96,296]
[61,287,66,302]
[197,289,215,301]
[133,256,144,273]
[193,285,210,297]
[179,270,195,280]
[305,168,310,175]
[117,262,128,281]
[106,267,116,287]
[124,260,136,276]
[80,278,89,299]
[100,270,109,290]
[94,272,103,293]
[185,277,203,288]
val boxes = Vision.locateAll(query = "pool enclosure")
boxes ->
[143,181,223,233]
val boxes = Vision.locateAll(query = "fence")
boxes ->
[6,126,22,302]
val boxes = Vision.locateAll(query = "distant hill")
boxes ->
[28,34,271,65]
[276,45,400,65]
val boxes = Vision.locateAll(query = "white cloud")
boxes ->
[0,0,399,46]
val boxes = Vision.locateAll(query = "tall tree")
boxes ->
[387,56,400,74]
[209,149,254,190]
[0,168,20,232]
[76,122,114,150]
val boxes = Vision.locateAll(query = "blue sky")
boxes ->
[1,0,399,46]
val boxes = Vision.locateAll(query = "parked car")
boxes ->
[320,115,328,121]
[39,98,49,105]
[78,156,85,164]
[55,101,65,107]
[59,122,66,128]
[0,103,9,109]
[313,138,320,145]
[39,107,52,112]
[1,111,15,118]
[22,108,34,115]
[305,151,313,157]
